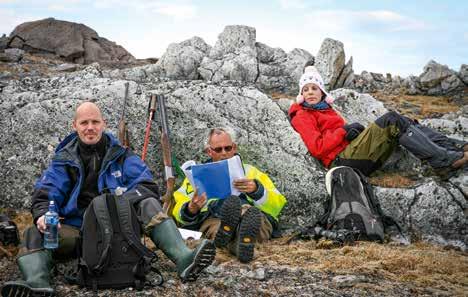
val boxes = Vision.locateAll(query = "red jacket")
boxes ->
[288,103,348,167]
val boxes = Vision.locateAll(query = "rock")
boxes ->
[3,48,24,62]
[419,60,464,95]
[199,25,258,83]
[332,275,367,288]
[0,34,9,50]
[330,88,387,125]
[459,64,468,85]
[335,57,354,88]
[156,36,211,80]
[8,18,134,64]
[257,46,313,94]
[54,63,79,72]
[0,50,466,244]
[315,38,346,90]
[419,60,453,89]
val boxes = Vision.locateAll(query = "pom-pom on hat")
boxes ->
[297,66,334,104]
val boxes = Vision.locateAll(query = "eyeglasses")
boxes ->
[209,145,233,153]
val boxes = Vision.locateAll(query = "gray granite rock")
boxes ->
[199,25,258,83]
[0,63,466,244]
[156,36,211,80]
[315,38,346,90]
[459,64,468,85]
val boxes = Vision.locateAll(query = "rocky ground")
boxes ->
[0,211,467,297]
[1,49,467,296]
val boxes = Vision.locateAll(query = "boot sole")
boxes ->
[2,282,55,297]
[180,240,216,282]
[237,207,261,263]
[214,196,241,248]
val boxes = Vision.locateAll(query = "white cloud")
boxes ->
[278,0,306,9]
[0,10,39,35]
[92,0,197,20]
[152,3,196,20]
[305,10,427,34]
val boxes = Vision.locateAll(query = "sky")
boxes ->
[0,0,467,77]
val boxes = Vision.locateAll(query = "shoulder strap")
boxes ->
[113,195,155,259]
[354,168,404,234]
[91,194,113,274]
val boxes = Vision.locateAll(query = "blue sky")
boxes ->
[1,0,467,77]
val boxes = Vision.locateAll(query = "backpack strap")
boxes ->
[91,194,113,274]
[354,168,404,235]
[113,195,154,259]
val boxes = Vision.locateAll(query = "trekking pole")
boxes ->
[141,95,157,161]
[156,95,176,216]
[118,82,130,148]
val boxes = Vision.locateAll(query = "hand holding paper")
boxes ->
[181,155,246,200]
[188,188,207,214]
[233,178,257,193]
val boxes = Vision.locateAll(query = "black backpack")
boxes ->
[319,166,400,243]
[75,185,162,290]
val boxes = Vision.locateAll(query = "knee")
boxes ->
[137,198,165,227]
[375,111,410,131]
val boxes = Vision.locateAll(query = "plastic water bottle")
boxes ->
[44,200,59,249]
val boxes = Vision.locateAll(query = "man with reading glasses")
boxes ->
[172,128,286,263]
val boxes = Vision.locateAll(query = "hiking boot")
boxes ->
[214,195,241,248]
[150,218,216,282]
[229,207,262,263]
[1,250,55,297]
[451,151,468,169]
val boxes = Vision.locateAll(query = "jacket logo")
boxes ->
[112,170,122,178]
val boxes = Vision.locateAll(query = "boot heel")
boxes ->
[237,207,261,263]
[214,196,241,248]
[179,240,216,282]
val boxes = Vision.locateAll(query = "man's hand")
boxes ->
[233,178,257,193]
[36,215,61,233]
[187,189,207,215]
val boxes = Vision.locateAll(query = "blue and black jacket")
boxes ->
[31,132,154,227]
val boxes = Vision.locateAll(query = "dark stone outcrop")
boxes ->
[7,18,135,64]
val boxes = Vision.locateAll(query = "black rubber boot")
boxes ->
[150,218,216,282]
[1,250,55,297]
[399,125,464,169]
[214,195,241,248]
[228,207,261,263]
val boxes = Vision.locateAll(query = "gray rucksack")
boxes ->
[319,166,399,242]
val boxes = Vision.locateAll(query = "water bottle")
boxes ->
[44,200,59,249]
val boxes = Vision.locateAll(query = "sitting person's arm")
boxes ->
[236,165,286,221]
[172,178,205,225]
[290,110,347,160]
[31,163,72,231]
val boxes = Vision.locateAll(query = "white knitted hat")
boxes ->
[297,66,334,104]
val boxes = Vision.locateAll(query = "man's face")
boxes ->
[207,132,237,162]
[72,103,106,145]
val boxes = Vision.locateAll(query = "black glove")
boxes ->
[343,122,365,142]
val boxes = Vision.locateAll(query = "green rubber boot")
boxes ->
[150,218,216,282]
[1,249,55,297]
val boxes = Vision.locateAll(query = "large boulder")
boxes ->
[256,44,313,94]
[199,25,258,83]
[8,18,135,64]
[0,64,466,245]
[419,60,464,95]
[315,38,346,90]
[155,37,211,80]
[459,64,468,85]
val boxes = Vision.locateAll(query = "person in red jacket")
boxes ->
[288,66,468,176]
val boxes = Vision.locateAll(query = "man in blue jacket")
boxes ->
[2,102,215,297]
